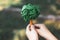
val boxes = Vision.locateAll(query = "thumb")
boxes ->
[31,25,35,31]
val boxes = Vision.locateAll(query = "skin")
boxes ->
[26,25,39,40]
[26,24,58,40]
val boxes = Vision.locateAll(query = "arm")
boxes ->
[26,25,39,40]
[35,24,58,40]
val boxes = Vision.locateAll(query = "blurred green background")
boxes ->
[0,0,60,40]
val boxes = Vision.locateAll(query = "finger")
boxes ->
[33,24,40,29]
[34,25,40,29]
[26,24,30,35]
[34,24,45,28]
[31,25,35,31]
[34,24,40,28]
[26,24,30,32]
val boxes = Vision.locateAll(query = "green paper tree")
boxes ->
[21,4,40,26]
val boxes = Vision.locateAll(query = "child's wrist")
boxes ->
[47,38,58,40]
[46,34,58,40]
[44,32,58,40]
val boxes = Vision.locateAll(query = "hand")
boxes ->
[34,24,58,40]
[26,24,38,40]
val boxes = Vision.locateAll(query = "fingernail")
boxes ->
[35,26,40,29]
[29,26,31,31]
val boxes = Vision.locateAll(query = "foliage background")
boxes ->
[0,0,60,40]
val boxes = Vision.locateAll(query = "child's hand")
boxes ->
[35,24,58,40]
[26,24,38,40]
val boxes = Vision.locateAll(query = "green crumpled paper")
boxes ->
[21,4,40,21]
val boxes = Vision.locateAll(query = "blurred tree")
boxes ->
[0,0,21,11]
